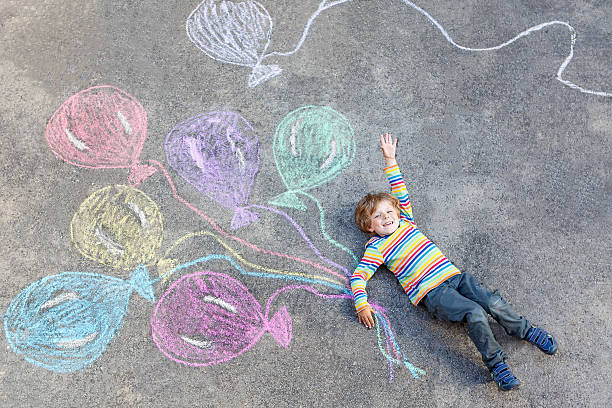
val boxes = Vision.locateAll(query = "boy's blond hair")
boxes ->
[354,193,401,234]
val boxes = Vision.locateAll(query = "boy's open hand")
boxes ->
[380,133,397,166]
[357,306,376,329]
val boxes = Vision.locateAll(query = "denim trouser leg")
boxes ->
[423,273,531,369]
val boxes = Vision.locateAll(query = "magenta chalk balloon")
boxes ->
[151,271,292,367]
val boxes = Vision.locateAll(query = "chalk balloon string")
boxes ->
[398,0,611,97]
[264,284,425,381]
[147,159,348,280]
[157,232,348,290]
[150,253,423,381]
[261,0,353,59]
[244,204,353,277]
[188,0,611,95]
[295,191,359,267]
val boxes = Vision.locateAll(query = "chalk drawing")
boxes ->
[293,191,358,265]
[164,109,354,274]
[187,0,611,96]
[41,87,424,379]
[243,204,354,276]
[151,270,291,366]
[399,0,612,97]
[267,105,358,266]
[45,86,157,186]
[150,158,350,279]
[70,185,164,272]
[45,90,344,281]
[186,0,352,87]
[374,306,426,381]
[164,111,260,230]
[262,284,425,381]
[162,231,349,290]
[151,257,424,380]
[270,105,355,210]
[3,265,154,372]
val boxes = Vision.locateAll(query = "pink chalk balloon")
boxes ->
[45,85,156,185]
[151,271,292,367]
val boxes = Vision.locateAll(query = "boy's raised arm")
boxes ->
[380,133,397,167]
[380,133,413,220]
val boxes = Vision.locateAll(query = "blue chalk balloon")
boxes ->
[3,265,154,372]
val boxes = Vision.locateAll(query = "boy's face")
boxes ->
[368,200,400,236]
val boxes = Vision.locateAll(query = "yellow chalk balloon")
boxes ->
[71,185,163,271]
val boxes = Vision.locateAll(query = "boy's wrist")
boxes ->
[384,157,397,166]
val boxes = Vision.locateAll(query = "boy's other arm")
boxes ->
[350,247,383,328]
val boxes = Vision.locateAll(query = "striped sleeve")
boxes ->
[383,164,413,221]
[350,244,384,312]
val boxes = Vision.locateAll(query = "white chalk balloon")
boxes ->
[186,0,281,87]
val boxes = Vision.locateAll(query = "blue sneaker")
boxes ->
[525,326,558,355]
[490,361,520,391]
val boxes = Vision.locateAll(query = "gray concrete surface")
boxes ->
[1,0,610,407]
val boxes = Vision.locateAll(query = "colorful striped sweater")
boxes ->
[350,164,461,311]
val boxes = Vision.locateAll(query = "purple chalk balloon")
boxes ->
[151,271,292,367]
[165,112,260,229]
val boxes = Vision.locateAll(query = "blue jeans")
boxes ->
[423,273,531,369]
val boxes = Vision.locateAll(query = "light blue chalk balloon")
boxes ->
[3,266,154,372]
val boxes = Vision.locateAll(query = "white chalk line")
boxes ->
[398,0,611,97]
[180,335,213,349]
[290,119,302,157]
[264,0,610,97]
[64,128,88,151]
[94,225,124,255]
[202,295,238,313]
[117,111,133,135]
[57,332,98,348]
[127,202,148,228]
[262,0,353,59]
[40,292,80,311]
[320,138,336,170]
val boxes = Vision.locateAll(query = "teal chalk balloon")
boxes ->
[270,106,355,210]
[3,266,154,372]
